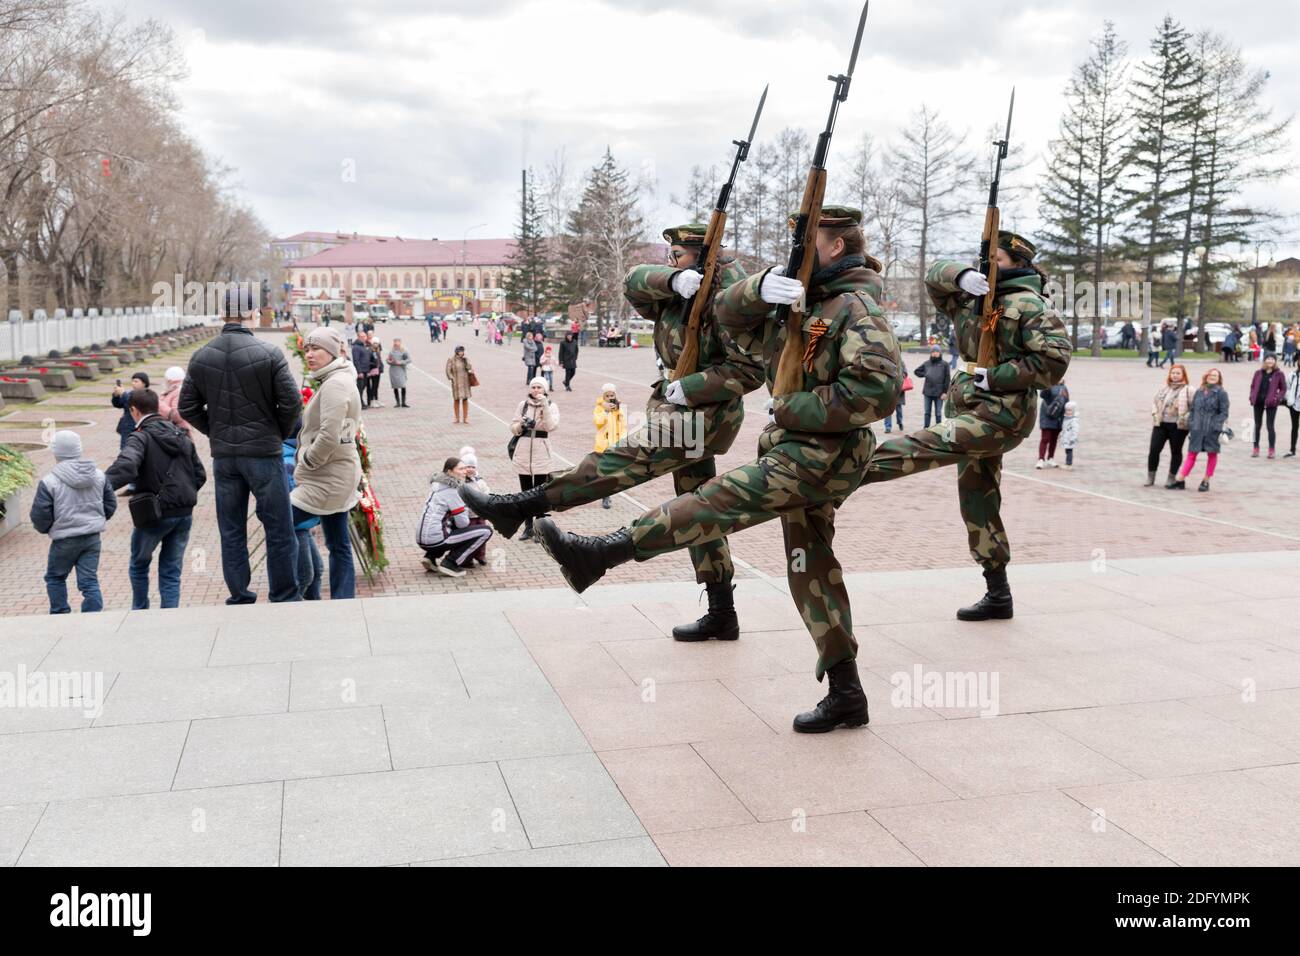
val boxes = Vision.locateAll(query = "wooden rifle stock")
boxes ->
[771,167,827,396]
[671,209,726,380]
[975,206,1001,369]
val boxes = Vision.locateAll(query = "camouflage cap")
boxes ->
[662,223,708,246]
[787,204,862,230]
[997,230,1037,261]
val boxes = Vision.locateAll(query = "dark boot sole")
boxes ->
[535,521,597,594]
[792,713,870,734]
[672,628,741,642]
[956,606,1014,621]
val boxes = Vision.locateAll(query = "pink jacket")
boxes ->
[158,382,192,435]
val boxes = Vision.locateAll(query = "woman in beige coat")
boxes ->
[511,376,561,540]
[294,328,362,597]
[445,345,474,423]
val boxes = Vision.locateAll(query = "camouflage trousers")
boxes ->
[542,392,743,584]
[860,411,1028,571]
[630,428,874,680]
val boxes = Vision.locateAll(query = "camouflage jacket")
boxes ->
[715,258,903,484]
[717,259,903,435]
[926,260,1072,431]
[624,261,763,406]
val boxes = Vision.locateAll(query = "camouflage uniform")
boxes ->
[859,260,1071,570]
[541,258,763,584]
[629,257,904,678]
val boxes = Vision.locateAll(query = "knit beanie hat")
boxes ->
[306,327,345,358]
[529,376,548,392]
[50,430,82,460]
[164,366,185,383]
[132,371,150,388]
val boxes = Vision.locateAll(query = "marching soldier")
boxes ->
[534,207,904,733]
[858,231,1071,619]
[462,224,764,641]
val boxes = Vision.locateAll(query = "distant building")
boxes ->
[286,238,515,316]
[271,231,432,269]
[1238,257,1300,324]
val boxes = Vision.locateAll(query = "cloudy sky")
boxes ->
[96,0,1299,261]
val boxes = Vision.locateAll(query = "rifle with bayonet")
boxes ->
[672,84,768,379]
[973,88,1015,372]
[771,0,870,397]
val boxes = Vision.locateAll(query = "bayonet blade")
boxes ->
[747,83,769,145]
[846,1,869,77]
[1005,87,1015,142]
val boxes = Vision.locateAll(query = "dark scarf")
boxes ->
[809,254,867,293]
[996,267,1037,284]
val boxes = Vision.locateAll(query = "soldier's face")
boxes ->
[813,232,845,269]
[995,248,1013,268]
[668,245,698,269]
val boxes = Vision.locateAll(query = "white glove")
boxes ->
[665,380,688,406]
[973,367,990,390]
[671,269,702,299]
[957,270,990,296]
[760,267,804,305]
[764,397,775,423]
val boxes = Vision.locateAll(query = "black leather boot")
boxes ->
[535,519,635,593]
[461,482,549,539]
[672,582,740,642]
[792,660,869,733]
[956,567,1014,621]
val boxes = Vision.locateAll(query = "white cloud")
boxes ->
[98,0,1300,260]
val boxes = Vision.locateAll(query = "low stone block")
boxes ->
[0,378,46,400]
[16,368,76,389]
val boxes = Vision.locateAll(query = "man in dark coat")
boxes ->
[913,345,951,427]
[352,330,374,409]
[179,286,301,604]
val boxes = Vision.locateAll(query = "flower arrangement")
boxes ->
[0,443,36,520]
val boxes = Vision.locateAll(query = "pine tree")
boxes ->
[1039,21,1132,354]
[504,168,554,315]
[1122,15,1198,302]
[1186,33,1293,342]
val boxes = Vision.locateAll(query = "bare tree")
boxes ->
[891,105,976,342]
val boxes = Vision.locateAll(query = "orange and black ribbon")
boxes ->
[802,318,829,372]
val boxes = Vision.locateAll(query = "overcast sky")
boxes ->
[95,0,1300,262]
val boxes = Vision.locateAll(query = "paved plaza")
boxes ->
[1,322,1296,612]
[1,322,1298,865]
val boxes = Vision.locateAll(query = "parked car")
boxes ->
[1202,322,1233,347]
[890,316,921,342]
[369,305,393,323]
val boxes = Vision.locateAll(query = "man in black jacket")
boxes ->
[179,286,301,604]
[107,389,207,609]
[914,345,952,427]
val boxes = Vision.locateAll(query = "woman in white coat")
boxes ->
[510,376,560,541]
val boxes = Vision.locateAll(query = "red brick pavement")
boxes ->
[1,320,1295,615]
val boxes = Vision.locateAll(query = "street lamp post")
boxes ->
[1249,239,1277,329]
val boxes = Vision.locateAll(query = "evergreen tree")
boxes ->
[1039,21,1132,354]
[1186,33,1292,343]
[504,168,554,315]
[1122,15,1198,301]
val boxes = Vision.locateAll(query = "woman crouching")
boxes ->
[417,457,493,577]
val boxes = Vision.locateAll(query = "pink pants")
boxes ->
[1178,451,1217,479]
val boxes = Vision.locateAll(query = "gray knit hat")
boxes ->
[306,327,345,358]
[50,430,82,460]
